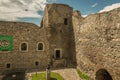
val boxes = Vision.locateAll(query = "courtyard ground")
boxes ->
[27,68,81,80]
[53,68,81,80]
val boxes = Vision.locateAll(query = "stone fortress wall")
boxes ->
[42,4,76,67]
[0,4,76,75]
[72,7,120,80]
[0,3,119,80]
[0,22,50,73]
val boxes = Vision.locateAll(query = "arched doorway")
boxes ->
[95,69,113,80]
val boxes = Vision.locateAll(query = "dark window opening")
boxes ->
[21,43,27,51]
[6,64,10,68]
[60,30,62,33]
[55,50,61,59]
[64,18,68,25]
[95,69,113,80]
[38,43,43,50]
[35,61,39,66]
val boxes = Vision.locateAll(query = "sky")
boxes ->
[0,0,120,26]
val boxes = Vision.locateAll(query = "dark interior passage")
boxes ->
[95,69,113,80]
[55,50,60,59]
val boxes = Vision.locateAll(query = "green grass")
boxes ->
[32,72,64,80]
[77,69,90,80]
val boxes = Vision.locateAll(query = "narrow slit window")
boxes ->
[64,18,68,25]
[21,43,27,51]
[38,43,43,50]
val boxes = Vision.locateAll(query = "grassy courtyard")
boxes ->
[32,72,64,80]
[77,69,90,80]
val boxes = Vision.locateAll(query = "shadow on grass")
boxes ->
[50,78,57,80]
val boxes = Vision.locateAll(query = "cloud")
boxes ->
[0,0,49,21]
[82,13,95,17]
[47,0,56,3]
[92,3,98,8]
[82,15,88,17]
[99,3,120,13]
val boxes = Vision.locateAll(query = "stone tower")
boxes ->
[42,4,76,67]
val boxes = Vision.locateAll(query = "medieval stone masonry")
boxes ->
[0,3,119,80]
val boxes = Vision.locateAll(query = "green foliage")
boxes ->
[77,69,90,80]
[51,72,64,80]
[32,72,64,80]
[32,72,46,80]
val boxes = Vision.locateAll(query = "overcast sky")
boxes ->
[0,0,120,26]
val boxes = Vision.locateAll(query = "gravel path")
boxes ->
[53,68,81,80]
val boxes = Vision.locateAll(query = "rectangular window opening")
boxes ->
[35,61,39,66]
[55,50,61,59]
[6,63,10,68]
[64,18,68,25]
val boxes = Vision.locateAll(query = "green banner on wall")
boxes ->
[0,36,13,51]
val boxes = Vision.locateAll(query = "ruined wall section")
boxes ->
[73,8,120,80]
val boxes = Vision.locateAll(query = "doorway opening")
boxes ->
[95,69,113,80]
[55,50,61,60]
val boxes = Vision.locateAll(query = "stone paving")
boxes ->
[53,68,81,80]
